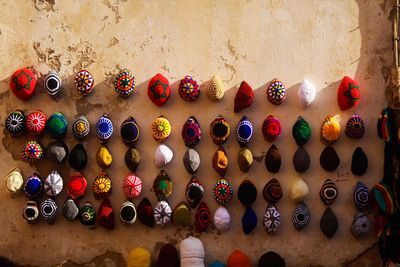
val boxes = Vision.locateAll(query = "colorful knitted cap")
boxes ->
[24,173,43,198]
[292,116,311,145]
[265,144,281,173]
[372,182,396,214]
[68,172,87,199]
[21,140,43,161]
[122,172,142,200]
[292,202,310,231]
[213,179,233,205]
[93,171,112,199]
[97,198,115,230]
[75,69,94,96]
[234,81,254,112]
[186,176,204,208]
[182,116,202,147]
[44,70,62,97]
[4,168,24,196]
[212,146,228,176]
[263,204,281,235]
[78,202,96,228]
[263,178,282,203]
[114,68,135,98]
[121,116,140,145]
[22,200,39,224]
[320,207,338,238]
[353,181,369,211]
[95,114,113,143]
[10,68,37,100]
[210,115,230,145]
[227,250,251,267]
[319,179,338,205]
[345,114,365,139]
[152,115,171,142]
[267,79,286,105]
[179,75,200,101]
[235,116,253,147]
[337,76,360,111]
[154,200,172,227]
[195,202,211,232]
[120,200,137,225]
[320,115,340,145]
[153,170,172,201]
[262,115,281,142]
[47,112,68,139]
[5,110,26,135]
[69,144,87,170]
[41,198,57,224]
[207,75,224,101]
[72,115,90,139]
[44,170,63,196]
[351,213,371,237]
[26,110,46,136]
[148,73,170,106]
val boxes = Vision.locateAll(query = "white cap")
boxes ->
[213,206,231,232]
[154,144,173,167]
[180,236,205,267]
[298,79,316,107]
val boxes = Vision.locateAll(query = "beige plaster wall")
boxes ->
[0,0,393,266]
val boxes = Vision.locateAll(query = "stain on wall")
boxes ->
[0,0,393,266]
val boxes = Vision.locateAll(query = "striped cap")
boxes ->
[319,179,338,205]
[353,181,369,211]
[292,202,310,231]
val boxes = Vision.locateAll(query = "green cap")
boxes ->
[172,202,191,227]
[47,112,68,139]
[292,116,311,145]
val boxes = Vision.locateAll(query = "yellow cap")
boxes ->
[127,247,151,267]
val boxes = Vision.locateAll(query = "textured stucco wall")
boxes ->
[0,0,393,266]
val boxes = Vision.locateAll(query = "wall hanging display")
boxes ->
[297,79,316,107]
[206,75,224,101]
[114,68,135,98]
[148,73,171,106]
[234,81,254,112]
[179,75,200,101]
[75,69,94,96]
[10,68,37,100]
[44,70,62,98]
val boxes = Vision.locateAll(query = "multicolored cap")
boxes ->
[47,112,68,139]
[148,73,171,106]
[114,68,135,98]
[5,110,26,135]
[213,179,233,205]
[179,75,200,101]
[186,176,204,208]
[267,79,286,105]
[75,69,94,96]
[21,140,43,161]
[26,110,46,136]
[95,114,113,143]
[152,116,171,142]
[10,68,37,100]
[153,200,172,227]
[181,116,201,147]
[153,170,172,201]
[93,171,112,199]
[121,116,140,145]
[24,173,43,198]
[122,172,142,200]
[78,202,96,228]
[235,116,253,147]
[72,115,90,139]
[210,116,230,145]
